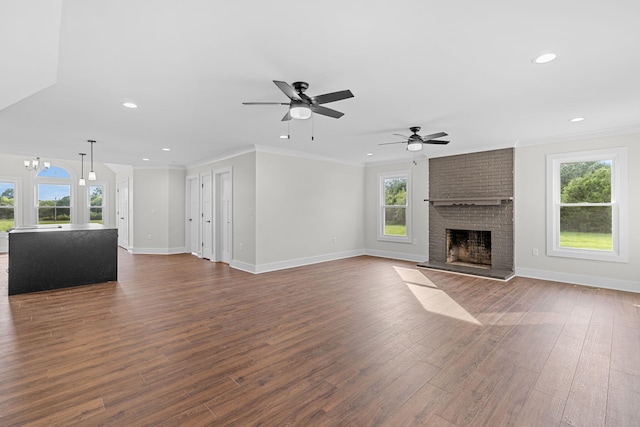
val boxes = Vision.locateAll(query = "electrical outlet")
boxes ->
[332,237,337,244]
[148,234,152,240]
[532,248,539,256]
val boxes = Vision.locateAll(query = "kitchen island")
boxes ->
[8,224,118,295]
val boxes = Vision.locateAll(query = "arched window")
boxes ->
[35,165,75,225]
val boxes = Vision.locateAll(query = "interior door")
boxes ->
[201,172,212,260]
[216,169,232,264]
[116,179,129,249]
[186,175,200,256]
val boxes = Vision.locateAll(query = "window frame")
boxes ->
[377,170,412,243]
[546,147,628,262]
[0,177,21,234]
[33,164,77,225]
[86,181,108,226]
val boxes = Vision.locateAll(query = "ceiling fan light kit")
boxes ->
[289,101,312,120]
[407,141,423,151]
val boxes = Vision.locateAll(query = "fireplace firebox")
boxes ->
[446,229,491,269]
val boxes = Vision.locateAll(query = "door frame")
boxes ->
[214,167,233,263]
[116,178,130,251]
[185,174,200,256]
[200,171,213,260]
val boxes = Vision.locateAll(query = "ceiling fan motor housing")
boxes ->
[292,81,309,94]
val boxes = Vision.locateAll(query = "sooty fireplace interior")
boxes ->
[446,229,491,269]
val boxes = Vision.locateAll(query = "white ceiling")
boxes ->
[2,0,640,168]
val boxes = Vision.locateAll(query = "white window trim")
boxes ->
[85,181,108,226]
[33,163,77,224]
[546,147,628,263]
[377,170,412,243]
[0,176,22,234]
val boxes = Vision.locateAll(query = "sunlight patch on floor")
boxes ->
[394,267,481,325]
[393,266,439,288]
[405,283,482,325]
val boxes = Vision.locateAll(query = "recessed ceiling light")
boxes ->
[142,158,150,161]
[162,148,171,151]
[123,102,138,109]
[366,153,374,156]
[279,135,290,139]
[570,117,585,122]
[532,53,557,64]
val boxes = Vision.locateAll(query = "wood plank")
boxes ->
[0,252,638,425]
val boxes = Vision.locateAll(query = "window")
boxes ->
[547,148,628,262]
[37,184,71,224]
[35,165,75,225]
[0,179,20,232]
[88,184,104,224]
[378,171,411,243]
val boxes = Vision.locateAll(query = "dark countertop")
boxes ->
[9,224,117,234]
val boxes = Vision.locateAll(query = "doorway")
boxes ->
[185,175,200,256]
[200,172,213,260]
[116,179,129,250]
[215,168,232,264]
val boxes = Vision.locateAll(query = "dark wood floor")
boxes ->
[0,251,638,426]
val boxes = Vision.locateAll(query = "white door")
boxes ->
[216,169,232,264]
[186,175,200,256]
[116,179,129,249]
[201,172,213,260]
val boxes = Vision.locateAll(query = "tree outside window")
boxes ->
[89,185,103,224]
[379,171,411,243]
[384,177,407,236]
[38,184,71,224]
[0,182,15,232]
[560,161,612,250]
[547,147,628,262]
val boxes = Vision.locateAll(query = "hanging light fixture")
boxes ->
[407,141,423,151]
[87,140,97,181]
[78,153,86,186]
[289,101,312,120]
[24,157,51,172]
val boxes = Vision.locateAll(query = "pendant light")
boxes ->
[78,153,86,186]
[88,140,97,181]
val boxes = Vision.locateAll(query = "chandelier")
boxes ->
[24,157,50,172]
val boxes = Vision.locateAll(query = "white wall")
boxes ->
[187,150,257,266]
[515,133,640,292]
[130,167,185,254]
[364,158,429,262]
[253,150,365,272]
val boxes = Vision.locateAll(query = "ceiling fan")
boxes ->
[379,127,449,151]
[242,80,354,121]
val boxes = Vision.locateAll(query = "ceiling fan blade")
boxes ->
[392,133,410,140]
[425,140,450,145]
[281,110,291,121]
[378,141,407,146]
[310,105,344,119]
[273,80,302,101]
[242,102,289,105]
[312,90,354,105]
[421,132,448,141]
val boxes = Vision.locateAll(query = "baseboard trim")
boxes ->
[515,267,640,293]
[131,247,187,255]
[231,249,366,274]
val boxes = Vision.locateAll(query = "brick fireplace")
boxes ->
[418,148,514,279]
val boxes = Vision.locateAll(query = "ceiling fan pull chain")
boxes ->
[311,115,314,141]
